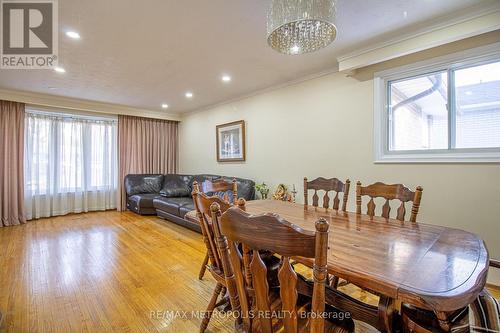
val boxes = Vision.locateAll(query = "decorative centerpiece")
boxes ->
[273,184,293,202]
[255,182,270,199]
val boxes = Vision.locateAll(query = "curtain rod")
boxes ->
[26,105,118,122]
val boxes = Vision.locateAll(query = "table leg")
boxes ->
[378,296,396,333]
[434,311,453,332]
[198,252,209,280]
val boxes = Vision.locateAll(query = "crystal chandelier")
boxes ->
[267,0,337,55]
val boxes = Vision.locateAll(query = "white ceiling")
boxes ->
[0,0,497,114]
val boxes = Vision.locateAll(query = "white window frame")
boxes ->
[24,106,118,193]
[374,42,500,163]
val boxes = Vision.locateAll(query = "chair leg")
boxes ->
[216,287,232,312]
[214,287,228,309]
[200,283,224,333]
[198,252,209,280]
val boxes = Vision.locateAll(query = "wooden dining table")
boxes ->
[186,199,489,332]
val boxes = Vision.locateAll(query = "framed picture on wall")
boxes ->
[216,120,246,162]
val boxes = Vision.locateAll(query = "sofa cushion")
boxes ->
[153,197,194,217]
[124,174,164,196]
[127,193,161,214]
[217,176,255,201]
[160,174,193,197]
[189,174,221,189]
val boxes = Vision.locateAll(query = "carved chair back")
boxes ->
[211,203,330,333]
[201,178,238,205]
[304,177,351,211]
[356,181,423,222]
[192,181,233,275]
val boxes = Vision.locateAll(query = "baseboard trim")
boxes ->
[487,283,500,289]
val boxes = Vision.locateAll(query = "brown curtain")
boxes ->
[117,115,178,211]
[0,100,25,226]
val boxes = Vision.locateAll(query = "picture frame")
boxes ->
[216,120,246,162]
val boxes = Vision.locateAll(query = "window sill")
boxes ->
[374,151,500,164]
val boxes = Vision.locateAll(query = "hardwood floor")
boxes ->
[0,211,497,332]
[488,284,500,299]
[0,211,233,333]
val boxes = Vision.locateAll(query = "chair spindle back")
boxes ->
[304,177,351,211]
[356,181,423,222]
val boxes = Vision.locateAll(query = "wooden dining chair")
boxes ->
[339,182,423,293]
[201,178,238,205]
[356,181,423,222]
[210,201,352,333]
[490,258,500,269]
[197,178,237,280]
[303,177,350,288]
[192,182,234,332]
[304,177,351,211]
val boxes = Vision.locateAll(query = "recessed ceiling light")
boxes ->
[222,75,231,82]
[66,31,80,39]
[185,92,193,98]
[161,103,169,109]
[403,11,408,18]
[54,66,66,73]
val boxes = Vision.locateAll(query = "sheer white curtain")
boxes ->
[24,111,118,219]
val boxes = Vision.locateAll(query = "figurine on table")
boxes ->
[273,184,294,202]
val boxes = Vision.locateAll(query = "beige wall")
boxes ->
[179,31,500,285]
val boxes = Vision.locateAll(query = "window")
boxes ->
[454,63,500,149]
[389,71,449,151]
[374,44,500,163]
[24,108,118,219]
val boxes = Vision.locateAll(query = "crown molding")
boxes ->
[337,5,500,72]
[0,88,181,121]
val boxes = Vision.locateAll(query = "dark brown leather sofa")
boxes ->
[124,174,255,232]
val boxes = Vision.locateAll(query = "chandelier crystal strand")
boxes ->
[267,0,337,55]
